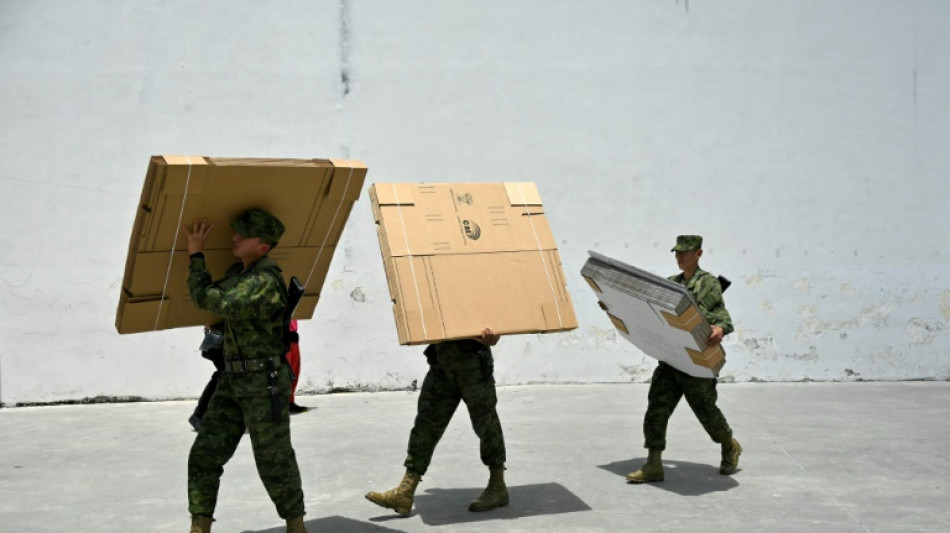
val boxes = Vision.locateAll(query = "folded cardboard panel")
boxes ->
[371,182,577,345]
[116,155,366,334]
[581,251,724,378]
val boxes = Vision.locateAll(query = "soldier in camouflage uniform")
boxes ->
[605,235,741,484]
[365,329,509,517]
[181,209,307,533]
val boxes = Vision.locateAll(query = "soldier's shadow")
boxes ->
[369,482,591,526]
[243,515,406,533]
[597,458,740,496]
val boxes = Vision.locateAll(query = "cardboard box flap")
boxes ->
[505,182,545,216]
[372,183,416,206]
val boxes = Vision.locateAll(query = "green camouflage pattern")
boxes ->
[186,253,304,519]
[188,389,304,518]
[668,268,734,335]
[189,256,289,397]
[404,340,506,475]
[670,234,703,251]
[642,362,733,451]
[230,208,286,245]
[638,267,736,451]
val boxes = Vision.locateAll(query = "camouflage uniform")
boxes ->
[642,258,736,451]
[404,339,506,475]
[186,210,305,520]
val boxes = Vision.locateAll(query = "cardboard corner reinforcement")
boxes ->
[369,182,578,345]
[115,156,367,334]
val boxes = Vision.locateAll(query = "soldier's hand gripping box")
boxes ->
[581,251,724,378]
[370,182,578,345]
[115,155,367,334]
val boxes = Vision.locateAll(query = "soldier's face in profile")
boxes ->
[232,233,270,260]
[675,249,702,272]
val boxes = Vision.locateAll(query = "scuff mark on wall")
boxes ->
[746,276,763,288]
[786,345,819,361]
[793,278,812,292]
[339,0,352,97]
[759,300,774,316]
[841,282,854,295]
[584,325,618,347]
[796,302,896,342]
[906,318,945,344]
[940,290,950,320]
[349,286,366,302]
[741,333,779,360]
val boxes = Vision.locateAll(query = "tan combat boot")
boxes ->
[189,515,213,533]
[286,515,307,533]
[469,467,509,512]
[365,470,422,517]
[626,449,664,483]
[720,437,742,475]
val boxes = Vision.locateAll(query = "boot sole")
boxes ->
[364,493,410,517]
[626,476,664,483]
[469,497,509,512]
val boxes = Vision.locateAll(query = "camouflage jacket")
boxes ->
[188,254,289,396]
[668,268,734,336]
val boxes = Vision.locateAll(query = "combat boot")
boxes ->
[286,515,307,533]
[720,437,742,475]
[189,515,213,533]
[469,467,509,512]
[626,449,664,483]
[365,470,422,517]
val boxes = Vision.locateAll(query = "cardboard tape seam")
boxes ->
[516,182,563,328]
[304,161,355,289]
[392,183,428,339]
[154,155,194,330]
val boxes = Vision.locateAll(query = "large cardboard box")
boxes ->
[116,155,366,334]
[581,251,724,378]
[370,182,577,345]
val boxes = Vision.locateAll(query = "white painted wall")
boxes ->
[1,0,947,405]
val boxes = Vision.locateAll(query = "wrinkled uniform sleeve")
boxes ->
[188,256,285,320]
[693,273,734,336]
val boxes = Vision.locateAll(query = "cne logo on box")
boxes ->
[462,219,481,240]
[456,192,473,205]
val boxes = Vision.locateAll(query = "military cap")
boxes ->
[230,208,285,245]
[671,235,703,252]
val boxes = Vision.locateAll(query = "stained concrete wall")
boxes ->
[1,0,947,405]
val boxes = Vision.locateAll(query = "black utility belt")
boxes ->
[224,355,283,374]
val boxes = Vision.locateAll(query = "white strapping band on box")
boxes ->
[154,155,194,330]
[390,183,428,340]
[515,182,563,328]
[303,160,355,290]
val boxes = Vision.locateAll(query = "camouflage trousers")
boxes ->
[643,362,732,451]
[188,391,305,519]
[404,364,506,475]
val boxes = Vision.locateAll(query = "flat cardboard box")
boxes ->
[115,156,366,334]
[370,182,577,345]
[581,251,724,378]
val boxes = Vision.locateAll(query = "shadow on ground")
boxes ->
[243,515,407,533]
[597,458,740,496]
[365,482,591,526]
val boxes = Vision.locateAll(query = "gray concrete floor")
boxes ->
[1,382,948,533]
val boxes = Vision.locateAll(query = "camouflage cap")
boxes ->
[230,208,285,245]
[671,235,703,252]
